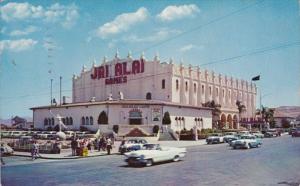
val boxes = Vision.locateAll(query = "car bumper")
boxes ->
[125,157,147,166]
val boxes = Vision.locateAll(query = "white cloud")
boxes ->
[0,39,38,54]
[0,2,78,28]
[123,28,181,43]
[179,44,204,52]
[96,7,148,39]
[10,26,39,36]
[157,4,200,22]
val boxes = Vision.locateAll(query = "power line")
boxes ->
[132,0,265,55]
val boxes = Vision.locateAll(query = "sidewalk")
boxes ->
[12,140,207,160]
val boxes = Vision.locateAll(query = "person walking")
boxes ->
[1,143,5,166]
[71,138,78,156]
[31,141,39,160]
[106,137,112,155]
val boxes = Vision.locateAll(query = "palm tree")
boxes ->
[203,100,221,129]
[261,106,275,129]
[236,100,246,127]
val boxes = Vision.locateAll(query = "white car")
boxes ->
[251,131,264,138]
[1,143,14,155]
[206,133,224,144]
[232,135,262,149]
[124,144,186,167]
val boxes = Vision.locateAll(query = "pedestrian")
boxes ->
[31,141,39,160]
[71,138,78,156]
[87,139,92,152]
[106,137,112,155]
[1,143,5,166]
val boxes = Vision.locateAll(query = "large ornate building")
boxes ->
[31,53,256,135]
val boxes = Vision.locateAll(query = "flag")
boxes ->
[252,75,260,81]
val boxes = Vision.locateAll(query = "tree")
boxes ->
[236,100,246,122]
[281,118,290,128]
[162,112,171,125]
[261,106,275,129]
[98,111,108,125]
[203,100,221,129]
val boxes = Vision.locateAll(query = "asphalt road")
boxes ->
[1,135,300,186]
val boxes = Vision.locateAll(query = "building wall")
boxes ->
[33,103,212,134]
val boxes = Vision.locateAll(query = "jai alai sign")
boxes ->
[91,59,145,85]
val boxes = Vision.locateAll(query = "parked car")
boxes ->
[291,128,300,137]
[223,132,238,143]
[1,131,12,138]
[124,144,186,167]
[264,129,279,138]
[238,131,250,135]
[206,133,224,144]
[251,131,264,138]
[232,135,262,149]
[119,139,148,154]
[289,128,297,135]
[1,143,14,155]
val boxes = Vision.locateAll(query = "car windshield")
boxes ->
[142,144,160,150]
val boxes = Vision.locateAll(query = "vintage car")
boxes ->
[291,128,300,137]
[264,129,279,138]
[124,144,186,167]
[251,131,264,138]
[119,139,148,154]
[232,135,262,149]
[206,133,224,144]
[1,143,14,155]
[223,132,238,143]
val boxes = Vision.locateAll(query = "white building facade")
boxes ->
[31,53,256,135]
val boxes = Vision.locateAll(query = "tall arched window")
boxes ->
[66,117,69,125]
[202,85,205,94]
[62,118,66,125]
[48,118,51,126]
[209,86,212,95]
[44,118,48,126]
[81,117,85,125]
[51,118,54,125]
[185,81,188,91]
[90,116,93,125]
[86,117,89,126]
[69,117,73,125]
[146,92,152,100]
[194,83,196,93]
[162,79,165,89]
[176,79,179,90]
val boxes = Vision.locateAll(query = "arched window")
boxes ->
[202,85,205,94]
[81,117,85,125]
[51,118,54,125]
[44,118,48,126]
[209,86,212,95]
[185,82,188,91]
[176,79,179,90]
[162,79,165,89]
[216,88,219,96]
[146,92,152,100]
[86,117,89,126]
[48,118,51,126]
[90,116,93,125]
[69,117,73,125]
[194,83,197,93]
[66,117,69,125]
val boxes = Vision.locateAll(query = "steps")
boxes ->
[158,131,176,141]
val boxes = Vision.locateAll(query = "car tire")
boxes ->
[145,159,153,167]
[173,155,180,162]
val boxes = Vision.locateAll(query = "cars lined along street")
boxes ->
[124,144,186,167]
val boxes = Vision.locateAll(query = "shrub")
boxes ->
[113,125,119,133]
[162,112,171,125]
[153,125,159,133]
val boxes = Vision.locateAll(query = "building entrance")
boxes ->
[129,110,143,125]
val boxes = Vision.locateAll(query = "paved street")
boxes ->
[1,135,300,186]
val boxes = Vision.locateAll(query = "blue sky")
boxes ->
[0,0,300,119]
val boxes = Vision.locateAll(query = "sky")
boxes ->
[0,0,300,119]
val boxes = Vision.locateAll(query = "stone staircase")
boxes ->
[158,131,176,141]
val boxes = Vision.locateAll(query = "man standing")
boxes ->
[31,141,39,160]
[106,137,112,155]
[71,138,77,156]
[1,143,5,165]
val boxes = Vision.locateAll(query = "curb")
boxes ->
[12,152,119,160]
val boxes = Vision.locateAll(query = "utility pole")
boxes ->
[60,76,62,106]
[50,79,53,106]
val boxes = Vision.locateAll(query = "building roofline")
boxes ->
[30,99,213,111]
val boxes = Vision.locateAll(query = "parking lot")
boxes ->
[1,135,300,186]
